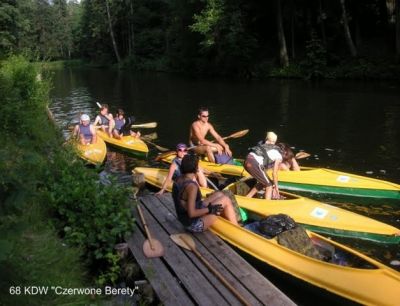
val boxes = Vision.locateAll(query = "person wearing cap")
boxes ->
[244,131,282,200]
[156,143,207,196]
[189,107,232,163]
[112,108,141,139]
[73,114,97,145]
[94,103,114,137]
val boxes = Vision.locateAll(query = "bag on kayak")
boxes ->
[214,153,234,165]
[277,226,325,260]
[258,214,297,238]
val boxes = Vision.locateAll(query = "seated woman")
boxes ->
[93,103,114,137]
[113,109,141,139]
[172,154,238,232]
[72,114,97,145]
[156,143,207,195]
[276,143,300,171]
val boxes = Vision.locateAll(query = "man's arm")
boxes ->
[208,124,232,156]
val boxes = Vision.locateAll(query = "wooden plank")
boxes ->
[133,201,233,306]
[127,226,194,306]
[140,195,263,306]
[150,194,295,306]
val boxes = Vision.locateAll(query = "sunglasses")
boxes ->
[177,148,187,152]
[201,115,209,118]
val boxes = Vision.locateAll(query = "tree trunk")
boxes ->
[129,0,135,57]
[276,0,289,67]
[105,0,121,63]
[318,0,327,46]
[396,0,400,61]
[290,0,296,59]
[340,0,357,57]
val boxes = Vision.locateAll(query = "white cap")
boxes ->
[80,114,90,122]
[266,131,277,143]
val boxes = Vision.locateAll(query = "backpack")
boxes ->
[258,214,297,238]
[277,227,325,260]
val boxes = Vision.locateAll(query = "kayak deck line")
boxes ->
[127,194,295,306]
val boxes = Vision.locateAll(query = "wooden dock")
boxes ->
[127,194,295,306]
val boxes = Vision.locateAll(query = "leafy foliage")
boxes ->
[301,34,328,79]
[0,56,135,300]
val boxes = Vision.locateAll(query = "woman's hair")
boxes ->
[277,143,295,163]
[116,108,125,117]
[180,154,199,174]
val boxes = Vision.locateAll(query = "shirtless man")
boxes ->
[189,107,232,163]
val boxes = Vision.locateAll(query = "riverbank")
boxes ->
[38,55,400,81]
[0,56,137,305]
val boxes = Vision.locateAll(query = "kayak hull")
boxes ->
[160,154,400,199]
[134,167,400,243]
[97,130,148,157]
[74,137,107,165]
[133,166,400,306]
[211,218,400,306]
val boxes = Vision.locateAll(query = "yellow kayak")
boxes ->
[74,137,107,166]
[134,167,400,243]
[96,130,148,157]
[160,153,400,199]
[133,166,400,305]
[212,218,400,306]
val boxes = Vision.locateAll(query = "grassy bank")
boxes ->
[0,56,135,305]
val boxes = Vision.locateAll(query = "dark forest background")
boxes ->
[1,0,400,77]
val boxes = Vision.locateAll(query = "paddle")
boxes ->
[155,129,250,160]
[131,122,157,129]
[187,129,250,150]
[143,139,170,152]
[137,204,164,258]
[295,151,310,159]
[170,233,250,306]
[141,132,158,141]
[95,102,157,129]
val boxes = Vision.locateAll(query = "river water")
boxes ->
[50,67,400,304]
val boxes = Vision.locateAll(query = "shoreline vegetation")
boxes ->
[39,57,400,80]
[0,56,139,305]
[2,1,400,81]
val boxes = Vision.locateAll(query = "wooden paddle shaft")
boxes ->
[137,205,155,250]
[180,236,250,306]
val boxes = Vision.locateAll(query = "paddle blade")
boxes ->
[225,129,249,140]
[170,233,195,251]
[143,139,169,152]
[154,151,175,161]
[143,239,164,258]
[295,152,310,159]
[131,122,158,128]
[141,132,158,141]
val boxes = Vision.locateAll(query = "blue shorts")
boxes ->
[186,201,207,233]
